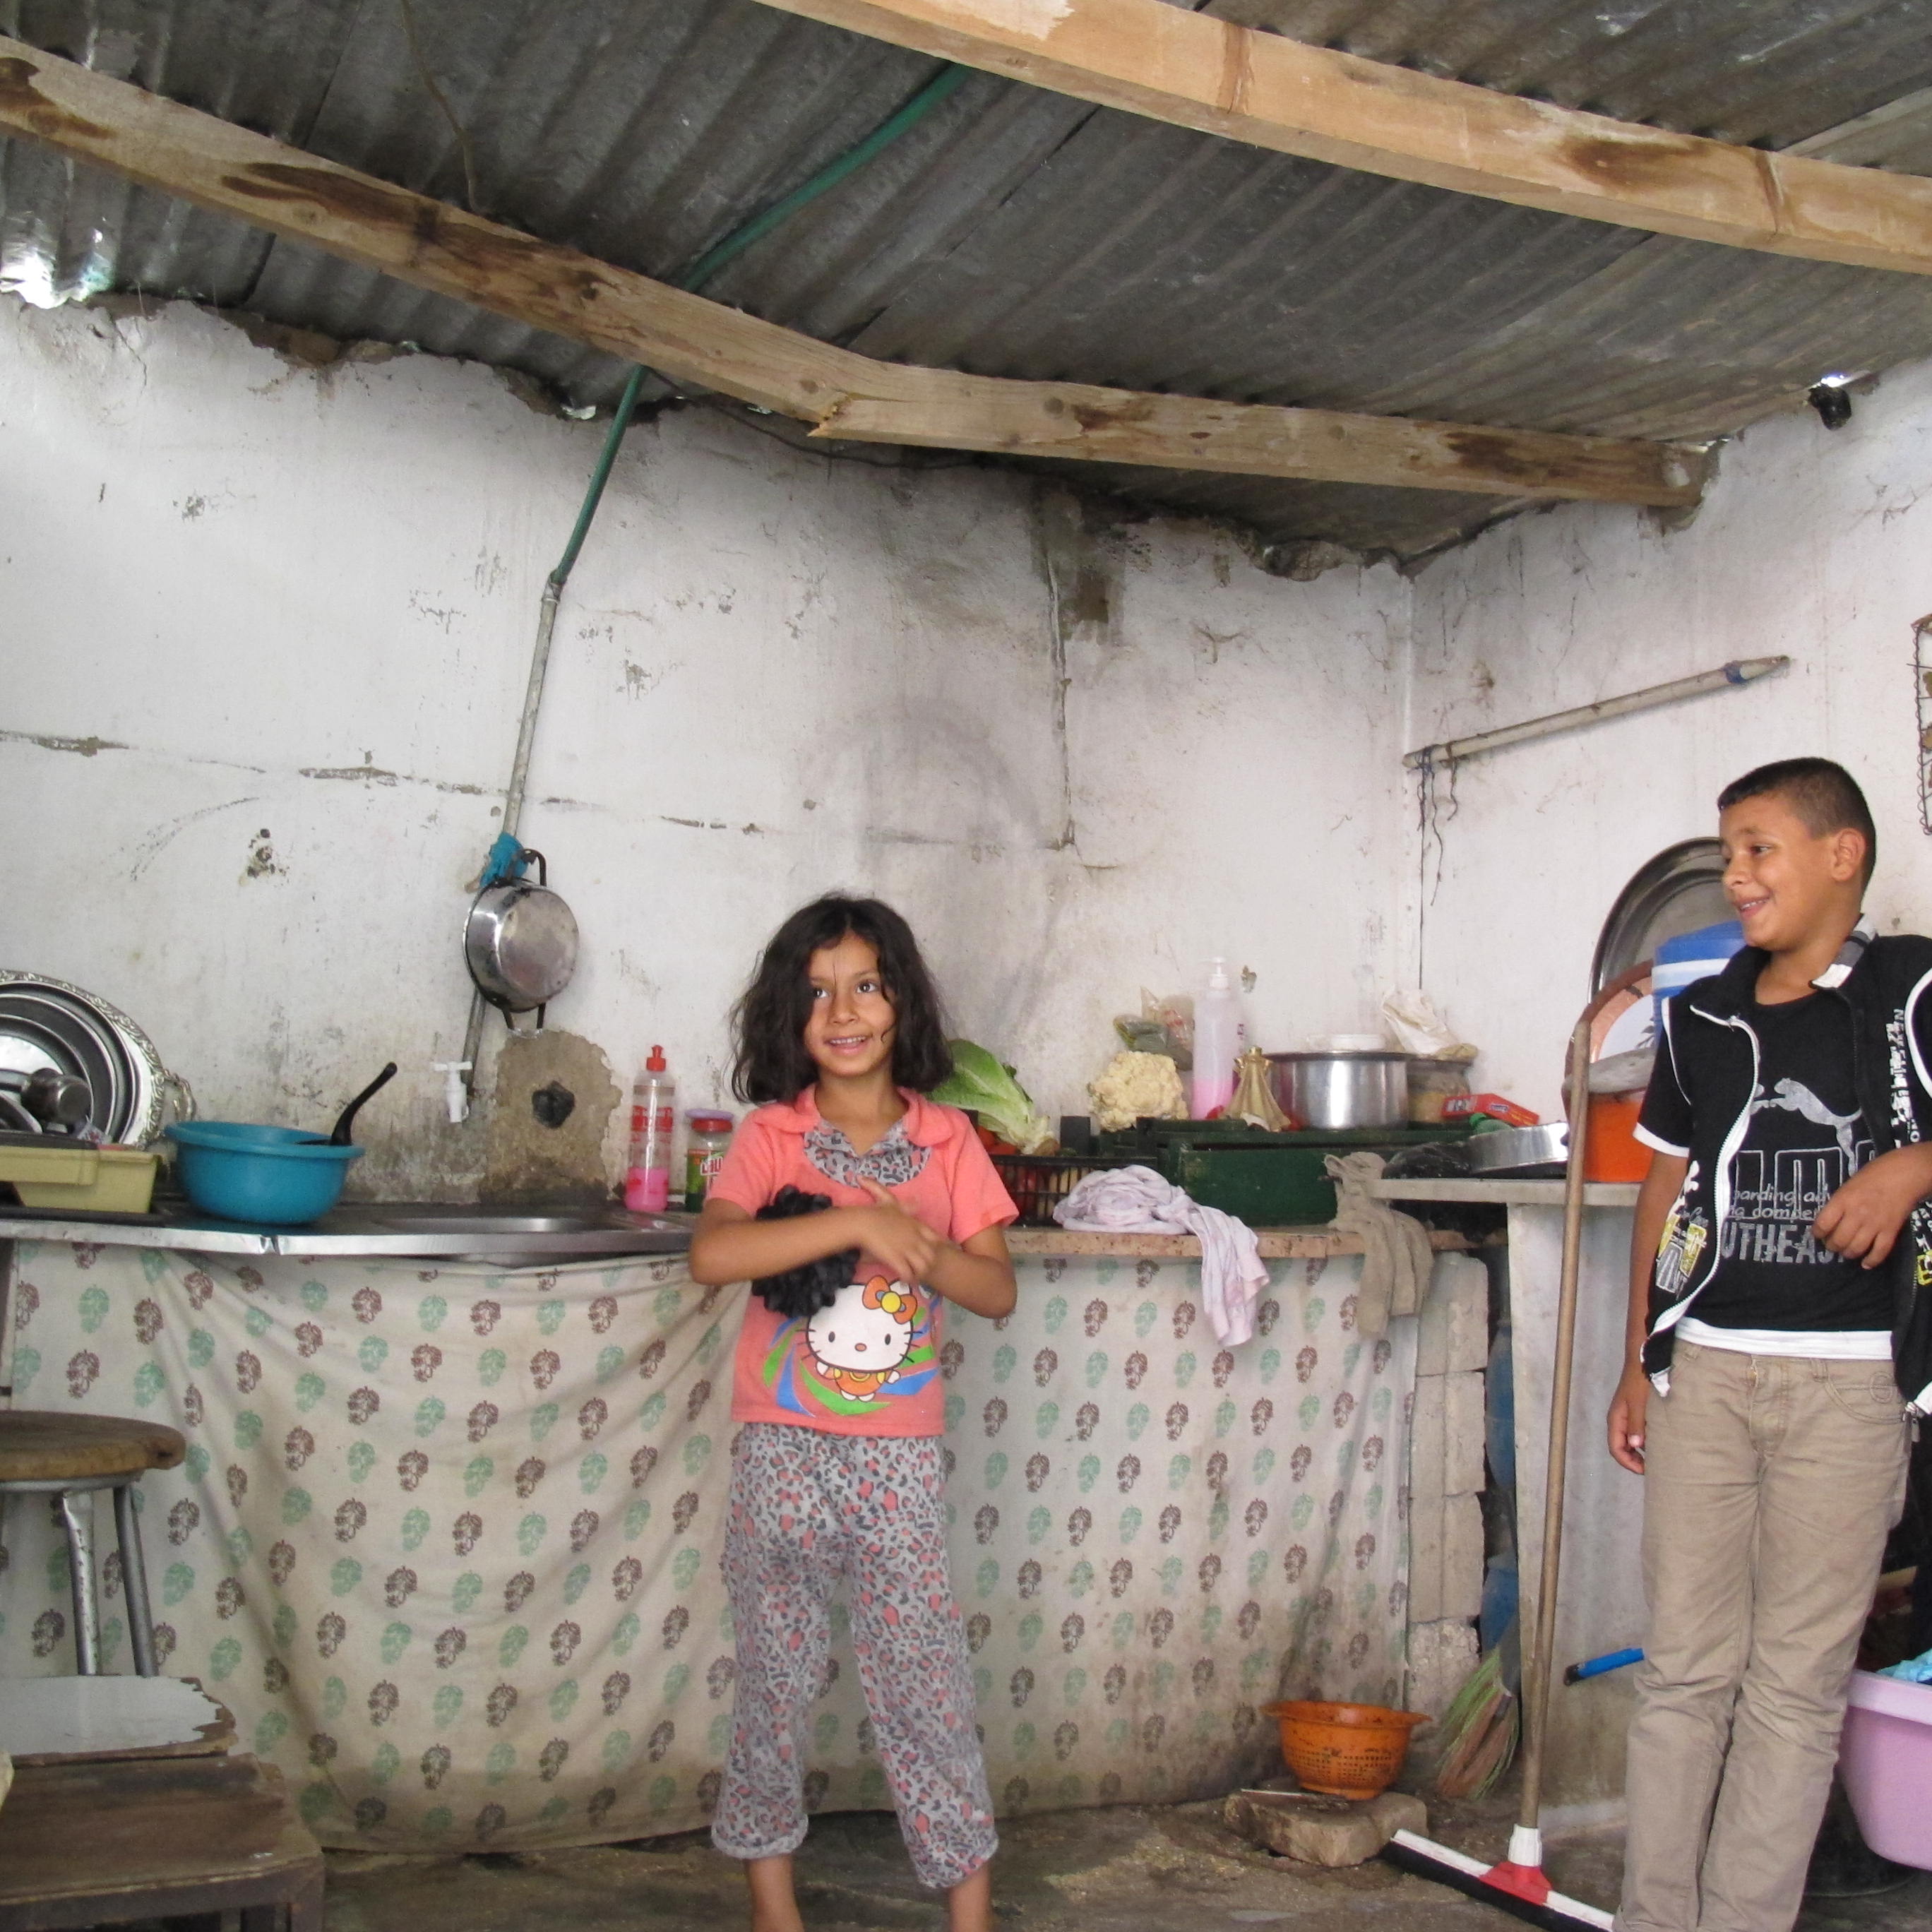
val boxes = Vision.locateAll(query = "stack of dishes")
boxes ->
[0,973,189,1145]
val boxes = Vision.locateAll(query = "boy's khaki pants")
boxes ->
[1617,1340,1910,1932]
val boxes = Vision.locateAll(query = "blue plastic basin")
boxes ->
[166,1120,362,1225]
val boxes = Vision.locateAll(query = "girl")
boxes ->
[689,895,1018,1932]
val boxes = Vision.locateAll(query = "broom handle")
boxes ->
[1517,1015,1594,1842]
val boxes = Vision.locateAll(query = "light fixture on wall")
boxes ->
[1807,371,1857,430]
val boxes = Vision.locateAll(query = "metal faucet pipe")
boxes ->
[1403,655,1789,772]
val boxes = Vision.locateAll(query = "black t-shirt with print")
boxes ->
[1640,991,1893,1331]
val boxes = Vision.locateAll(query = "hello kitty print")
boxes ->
[757,1274,941,1419]
[712,1090,1016,1440]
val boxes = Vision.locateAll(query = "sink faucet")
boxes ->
[433,1062,474,1126]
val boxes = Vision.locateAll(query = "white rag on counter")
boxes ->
[1053,1165,1267,1346]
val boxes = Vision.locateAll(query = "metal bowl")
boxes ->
[1268,1051,1410,1131]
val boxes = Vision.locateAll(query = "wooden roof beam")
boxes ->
[751,0,1932,275]
[0,36,1702,507]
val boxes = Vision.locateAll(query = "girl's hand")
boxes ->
[1814,1143,1932,1268]
[853,1178,942,1283]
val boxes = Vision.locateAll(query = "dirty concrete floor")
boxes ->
[320,1787,1932,1932]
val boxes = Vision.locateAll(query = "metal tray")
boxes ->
[1592,840,1729,991]
[1465,1122,1569,1176]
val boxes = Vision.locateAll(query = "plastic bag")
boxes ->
[1382,989,1476,1061]
[1112,989,1194,1070]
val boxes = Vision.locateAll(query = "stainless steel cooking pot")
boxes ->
[1268,1051,1409,1131]
[465,849,578,1028]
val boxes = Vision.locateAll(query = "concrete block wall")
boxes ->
[1406,1250,1489,1717]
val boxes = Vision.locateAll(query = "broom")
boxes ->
[1383,1016,1614,1930]
[1433,1617,1520,1800]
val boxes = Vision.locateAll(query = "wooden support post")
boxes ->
[0,35,1703,506]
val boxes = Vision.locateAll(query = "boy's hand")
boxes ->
[1813,1144,1932,1268]
[851,1178,943,1283]
[1607,1364,1650,1474]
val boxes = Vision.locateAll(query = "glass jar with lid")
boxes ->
[683,1109,736,1210]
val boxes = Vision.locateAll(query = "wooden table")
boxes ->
[0,1753,322,1931]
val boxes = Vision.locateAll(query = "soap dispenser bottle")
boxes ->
[1191,959,1247,1119]
[624,1046,677,1212]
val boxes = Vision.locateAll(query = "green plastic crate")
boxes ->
[1099,1121,1472,1227]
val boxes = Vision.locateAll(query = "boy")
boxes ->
[1607,757,1932,1932]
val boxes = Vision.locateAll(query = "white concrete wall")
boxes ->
[1,297,1412,1195]
[1407,360,1932,1117]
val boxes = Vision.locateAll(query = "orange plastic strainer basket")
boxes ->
[1260,1699,1430,1800]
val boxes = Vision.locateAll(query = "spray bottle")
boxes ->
[1191,959,1248,1119]
[624,1046,676,1212]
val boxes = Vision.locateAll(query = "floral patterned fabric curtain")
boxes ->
[0,1240,1414,1845]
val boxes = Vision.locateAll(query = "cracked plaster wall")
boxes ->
[1,297,1413,1197]
[1407,357,1932,1117]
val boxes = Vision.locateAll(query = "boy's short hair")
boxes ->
[1717,758,1876,882]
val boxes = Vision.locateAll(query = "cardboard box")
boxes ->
[1441,1094,1540,1128]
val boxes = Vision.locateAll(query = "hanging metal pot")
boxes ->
[464,849,578,1030]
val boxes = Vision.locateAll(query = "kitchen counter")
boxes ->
[1007,1225,1471,1258]
[1365,1176,1639,1209]
[0,1209,1467,1263]
[0,1202,693,1262]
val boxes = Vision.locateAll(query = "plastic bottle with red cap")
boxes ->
[624,1046,676,1212]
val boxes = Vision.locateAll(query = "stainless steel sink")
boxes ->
[369,1210,620,1236]
[297,1201,694,1258]
[0,1198,694,1260]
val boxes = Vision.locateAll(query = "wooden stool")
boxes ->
[0,1753,321,1932]
[0,1413,185,1676]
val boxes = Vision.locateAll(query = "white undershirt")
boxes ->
[1677,1317,1892,1361]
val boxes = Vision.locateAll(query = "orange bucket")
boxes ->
[1260,1699,1430,1800]
[1585,1091,1650,1183]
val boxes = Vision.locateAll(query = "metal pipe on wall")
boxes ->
[1402,655,1789,773]
[451,65,971,1120]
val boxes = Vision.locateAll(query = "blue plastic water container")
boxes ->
[1652,919,1745,999]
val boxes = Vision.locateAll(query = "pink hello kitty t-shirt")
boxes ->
[710,1087,1016,1437]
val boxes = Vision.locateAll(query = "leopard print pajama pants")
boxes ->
[710,1421,997,1890]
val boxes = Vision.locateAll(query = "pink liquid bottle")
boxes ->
[624,1045,676,1212]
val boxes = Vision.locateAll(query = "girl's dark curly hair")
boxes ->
[732,895,953,1104]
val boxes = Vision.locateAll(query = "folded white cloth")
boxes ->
[1054,1165,1268,1346]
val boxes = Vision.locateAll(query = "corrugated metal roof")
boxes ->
[1212,0,1932,146]
[4,0,1932,561]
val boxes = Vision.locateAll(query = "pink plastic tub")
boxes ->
[1839,1669,1932,1870]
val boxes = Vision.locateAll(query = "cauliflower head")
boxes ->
[1088,1051,1186,1133]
